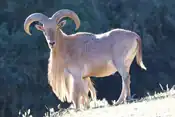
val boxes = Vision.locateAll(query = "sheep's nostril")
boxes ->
[49,42,55,46]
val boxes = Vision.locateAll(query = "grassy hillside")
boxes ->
[40,86,175,117]
[1,0,175,116]
[59,97,175,117]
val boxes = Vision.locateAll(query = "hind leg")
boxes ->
[112,60,130,105]
[126,76,131,98]
[125,50,137,101]
[125,67,136,102]
[80,78,91,109]
[125,74,134,101]
[85,77,97,101]
[82,77,97,109]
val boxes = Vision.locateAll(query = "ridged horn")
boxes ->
[24,13,48,35]
[51,9,80,30]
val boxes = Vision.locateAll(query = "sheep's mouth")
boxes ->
[49,42,55,48]
[49,45,55,48]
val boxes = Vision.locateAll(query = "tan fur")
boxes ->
[136,37,147,70]
[48,51,67,102]
[48,40,67,102]
[48,29,96,107]
[24,9,97,109]
[86,77,97,100]
[24,9,147,109]
[80,77,97,108]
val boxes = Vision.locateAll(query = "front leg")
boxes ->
[66,75,90,110]
[64,72,74,103]
[67,70,85,110]
[72,79,82,109]
[67,63,93,109]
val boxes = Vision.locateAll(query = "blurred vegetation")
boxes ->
[0,0,175,116]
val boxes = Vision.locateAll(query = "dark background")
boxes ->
[0,0,175,116]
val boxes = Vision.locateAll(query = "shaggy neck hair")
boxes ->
[48,29,69,102]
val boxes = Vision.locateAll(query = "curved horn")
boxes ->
[51,9,80,30]
[24,13,48,35]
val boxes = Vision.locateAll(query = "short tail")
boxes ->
[136,36,147,70]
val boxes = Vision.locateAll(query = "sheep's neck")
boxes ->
[50,29,67,67]
[48,29,66,90]
[48,29,68,101]
[52,30,66,56]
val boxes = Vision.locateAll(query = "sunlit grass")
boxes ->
[19,84,175,117]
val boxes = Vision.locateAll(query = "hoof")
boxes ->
[75,108,83,112]
[84,104,90,110]
[68,104,75,109]
[113,100,124,106]
[126,94,137,103]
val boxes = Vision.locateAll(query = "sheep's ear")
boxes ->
[58,20,66,28]
[35,24,44,31]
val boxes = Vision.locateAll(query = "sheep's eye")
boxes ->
[57,23,61,27]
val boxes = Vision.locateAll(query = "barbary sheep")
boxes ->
[24,9,96,109]
[24,9,146,109]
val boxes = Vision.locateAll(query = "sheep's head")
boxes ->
[24,9,80,49]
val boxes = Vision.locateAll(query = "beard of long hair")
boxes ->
[47,29,69,102]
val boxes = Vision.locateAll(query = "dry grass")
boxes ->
[61,97,175,117]
[48,85,175,117]
[19,85,175,117]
